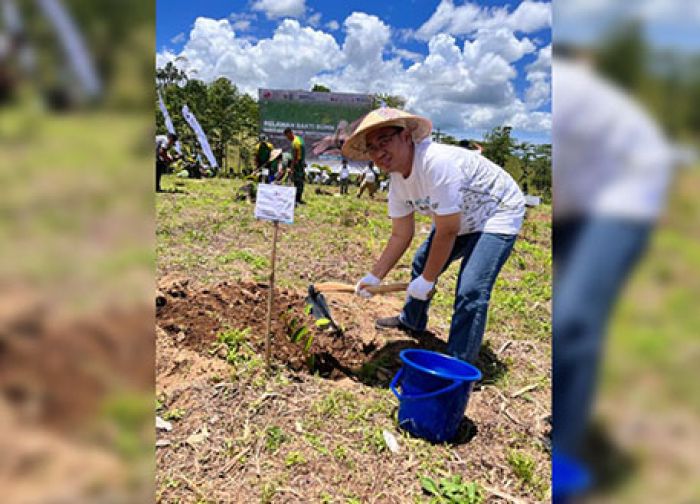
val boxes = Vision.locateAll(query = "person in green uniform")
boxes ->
[284,127,306,205]
[254,135,275,183]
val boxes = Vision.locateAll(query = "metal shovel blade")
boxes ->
[305,285,341,334]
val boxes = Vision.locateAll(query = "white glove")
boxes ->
[406,275,435,301]
[355,273,381,299]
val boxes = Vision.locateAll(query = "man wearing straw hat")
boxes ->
[343,108,525,364]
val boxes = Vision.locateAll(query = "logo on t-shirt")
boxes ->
[406,196,439,213]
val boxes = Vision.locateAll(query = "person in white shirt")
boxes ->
[357,161,378,199]
[342,108,525,364]
[339,158,350,195]
[552,51,676,472]
[155,132,179,192]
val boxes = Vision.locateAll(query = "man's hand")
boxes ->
[406,275,435,301]
[355,273,381,299]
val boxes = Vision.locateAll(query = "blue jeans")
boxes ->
[553,217,652,457]
[399,230,517,364]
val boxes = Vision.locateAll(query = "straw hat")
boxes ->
[341,107,432,161]
[269,148,283,162]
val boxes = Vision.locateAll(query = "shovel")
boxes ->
[305,282,411,335]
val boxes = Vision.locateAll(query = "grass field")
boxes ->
[156,175,552,503]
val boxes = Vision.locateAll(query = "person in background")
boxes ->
[357,161,378,199]
[339,158,350,195]
[155,132,179,192]
[254,135,275,184]
[283,127,306,205]
[551,47,677,497]
[342,107,524,366]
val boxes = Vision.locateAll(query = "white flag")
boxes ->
[182,104,218,168]
[157,90,182,154]
[37,0,101,97]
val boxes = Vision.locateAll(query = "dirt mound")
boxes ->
[0,289,154,430]
[156,277,443,380]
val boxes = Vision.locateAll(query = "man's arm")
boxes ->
[370,213,415,280]
[420,213,461,282]
[158,146,173,163]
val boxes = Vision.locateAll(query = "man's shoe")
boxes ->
[375,316,403,330]
[375,316,423,336]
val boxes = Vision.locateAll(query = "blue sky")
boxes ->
[156,1,552,144]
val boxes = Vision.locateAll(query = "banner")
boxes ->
[182,104,218,168]
[157,91,182,154]
[258,89,373,172]
[37,0,101,97]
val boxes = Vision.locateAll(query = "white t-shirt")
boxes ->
[155,135,170,161]
[339,166,350,180]
[363,167,376,183]
[388,139,525,235]
[553,58,674,220]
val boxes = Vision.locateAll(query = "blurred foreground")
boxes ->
[553,1,699,502]
[1,0,154,501]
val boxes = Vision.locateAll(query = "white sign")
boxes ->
[524,195,541,207]
[255,184,296,224]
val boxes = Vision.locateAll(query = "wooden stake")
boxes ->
[265,220,279,371]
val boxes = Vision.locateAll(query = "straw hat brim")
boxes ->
[341,108,432,161]
[269,148,283,162]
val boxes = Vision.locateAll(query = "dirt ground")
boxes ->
[156,274,551,503]
[0,287,154,502]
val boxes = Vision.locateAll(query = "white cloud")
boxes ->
[170,32,185,44]
[231,19,252,31]
[508,1,552,33]
[416,0,551,40]
[250,0,306,20]
[463,28,536,63]
[162,17,341,95]
[156,10,551,138]
[325,20,340,31]
[395,48,423,62]
[307,12,322,27]
[156,49,177,69]
[524,44,551,109]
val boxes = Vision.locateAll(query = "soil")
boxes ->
[156,275,446,382]
[155,276,551,502]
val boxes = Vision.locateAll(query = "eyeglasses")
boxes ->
[364,130,401,155]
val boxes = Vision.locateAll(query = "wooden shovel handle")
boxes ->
[314,282,409,295]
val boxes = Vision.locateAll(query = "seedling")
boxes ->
[420,475,484,504]
[162,408,186,421]
[265,426,288,453]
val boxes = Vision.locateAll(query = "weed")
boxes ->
[214,327,253,365]
[507,450,536,485]
[314,390,356,418]
[265,426,288,453]
[420,474,484,504]
[284,450,307,467]
[332,444,348,460]
[363,427,387,454]
[304,433,331,456]
[216,249,269,270]
[162,408,186,421]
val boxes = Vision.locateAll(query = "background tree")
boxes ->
[372,93,406,109]
[482,126,516,167]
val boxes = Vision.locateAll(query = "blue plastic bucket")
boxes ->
[398,349,482,396]
[552,452,591,504]
[390,351,482,443]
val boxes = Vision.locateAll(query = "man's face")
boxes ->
[365,127,412,173]
[285,131,294,141]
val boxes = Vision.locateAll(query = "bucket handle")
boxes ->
[390,367,463,401]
